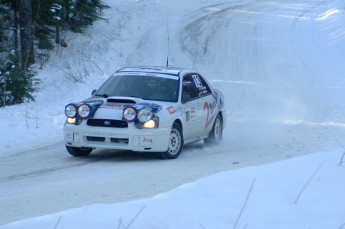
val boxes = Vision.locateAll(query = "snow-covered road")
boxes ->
[2,121,344,224]
[1,0,345,225]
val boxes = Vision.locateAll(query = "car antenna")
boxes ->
[166,14,170,67]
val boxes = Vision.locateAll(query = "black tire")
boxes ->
[204,114,223,146]
[66,146,92,157]
[161,123,183,159]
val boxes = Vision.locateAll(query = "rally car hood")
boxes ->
[81,96,163,120]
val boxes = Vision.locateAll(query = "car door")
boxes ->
[193,74,215,136]
[181,74,205,140]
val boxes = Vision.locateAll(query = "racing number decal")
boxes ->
[192,74,208,96]
[192,75,203,88]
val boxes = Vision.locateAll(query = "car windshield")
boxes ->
[95,74,180,102]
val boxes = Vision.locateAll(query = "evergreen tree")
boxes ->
[0,0,109,107]
[0,53,35,107]
[68,0,109,33]
[33,0,56,50]
[19,0,35,69]
[0,1,12,52]
[33,0,109,49]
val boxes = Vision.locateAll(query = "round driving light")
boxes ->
[65,104,77,118]
[123,107,137,121]
[138,107,153,123]
[78,104,91,118]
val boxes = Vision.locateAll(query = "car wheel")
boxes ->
[66,146,93,157]
[161,123,183,159]
[204,114,223,146]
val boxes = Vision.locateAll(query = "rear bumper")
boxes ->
[63,121,171,152]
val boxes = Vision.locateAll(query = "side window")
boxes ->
[182,75,199,103]
[182,74,212,103]
[192,74,212,97]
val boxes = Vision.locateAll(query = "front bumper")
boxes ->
[63,120,171,152]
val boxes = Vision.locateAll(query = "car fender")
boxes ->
[156,103,184,129]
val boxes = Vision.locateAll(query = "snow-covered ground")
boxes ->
[1,0,345,228]
[3,150,345,229]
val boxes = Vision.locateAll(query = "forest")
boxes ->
[0,0,108,107]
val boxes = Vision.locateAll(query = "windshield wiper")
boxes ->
[129,95,153,100]
[95,94,109,98]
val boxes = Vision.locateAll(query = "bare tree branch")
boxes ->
[336,140,345,166]
[294,163,323,204]
[233,178,256,229]
[124,205,146,229]
[53,216,62,229]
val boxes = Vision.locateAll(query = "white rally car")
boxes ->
[63,66,226,159]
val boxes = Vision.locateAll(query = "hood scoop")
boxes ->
[107,98,136,104]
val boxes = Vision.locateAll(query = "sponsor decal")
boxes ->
[204,91,221,129]
[65,131,74,142]
[186,111,190,121]
[65,131,79,143]
[199,89,208,96]
[175,105,183,113]
[134,102,162,114]
[186,107,196,122]
[204,102,214,129]
[139,136,154,146]
[167,106,176,114]
[142,137,153,143]
[101,104,124,109]
[190,107,196,121]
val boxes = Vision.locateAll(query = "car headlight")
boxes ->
[137,107,153,123]
[143,118,158,128]
[136,116,159,129]
[123,107,137,121]
[78,104,91,118]
[65,104,77,118]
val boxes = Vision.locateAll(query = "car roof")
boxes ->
[116,66,192,77]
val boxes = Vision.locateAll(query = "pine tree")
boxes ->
[0,1,12,52]
[0,0,36,107]
[0,0,109,107]
[0,54,35,107]
[33,0,109,48]
[67,0,109,33]
[33,0,56,50]
[19,0,35,69]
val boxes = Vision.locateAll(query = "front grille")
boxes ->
[111,138,129,144]
[87,136,105,142]
[87,119,128,128]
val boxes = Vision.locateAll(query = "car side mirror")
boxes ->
[91,89,97,96]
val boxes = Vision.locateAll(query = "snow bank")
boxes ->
[2,150,345,229]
